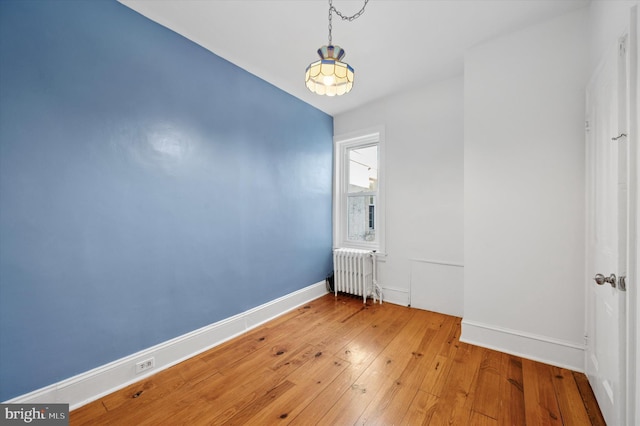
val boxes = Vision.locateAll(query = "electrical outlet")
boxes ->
[135,357,155,374]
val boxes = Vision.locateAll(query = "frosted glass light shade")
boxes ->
[305,45,354,96]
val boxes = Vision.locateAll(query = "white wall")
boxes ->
[462,8,589,370]
[334,76,464,315]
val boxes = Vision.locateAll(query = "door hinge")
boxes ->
[585,120,590,132]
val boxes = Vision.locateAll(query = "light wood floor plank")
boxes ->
[242,353,348,424]
[498,354,526,426]
[356,310,448,425]
[313,306,417,425]
[522,358,564,425]
[400,389,439,425]
[573,371,607,426]
[70,294,606,425]
[470,410,499,425]
[428,341,483,425]
[551,366,593,425]
[471,348,503,420]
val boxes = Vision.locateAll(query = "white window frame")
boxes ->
[334,126,385,253]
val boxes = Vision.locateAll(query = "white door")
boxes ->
[585,37,629,426]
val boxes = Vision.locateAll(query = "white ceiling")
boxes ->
[119,0,590,117]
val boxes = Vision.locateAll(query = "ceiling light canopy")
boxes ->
[305,0,369,97]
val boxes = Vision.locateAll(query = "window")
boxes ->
[334,127,385,252]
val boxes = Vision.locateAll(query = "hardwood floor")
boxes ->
[71,294,605,425]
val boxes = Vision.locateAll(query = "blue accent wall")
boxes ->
[0,0,333,401]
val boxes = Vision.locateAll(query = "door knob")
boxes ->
[594,273,616,288]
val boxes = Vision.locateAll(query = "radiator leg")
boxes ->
[372,252,382,304]
[333,251,340,299]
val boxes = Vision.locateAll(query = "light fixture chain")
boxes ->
[331,0,370,22]
[328,0,333,45]
[327,0,369,45]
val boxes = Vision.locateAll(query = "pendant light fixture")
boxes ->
[305,0,369,97]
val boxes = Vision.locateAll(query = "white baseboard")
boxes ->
[380,286,409,306]
[460,319,585,372]
[3,281,328,410]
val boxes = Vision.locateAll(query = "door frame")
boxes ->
[627,6,638,425]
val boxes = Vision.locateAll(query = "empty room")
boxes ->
[0,0,638,424]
